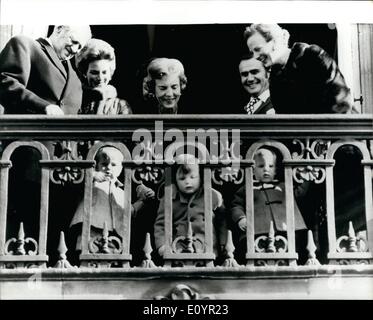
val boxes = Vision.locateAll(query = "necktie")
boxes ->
[244,97,259,114]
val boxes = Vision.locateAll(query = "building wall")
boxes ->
[358,24,373,114]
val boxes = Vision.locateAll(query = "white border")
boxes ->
[1,1,373,25]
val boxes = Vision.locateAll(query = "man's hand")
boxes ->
[45,104,64,115]
[238,218,247,231]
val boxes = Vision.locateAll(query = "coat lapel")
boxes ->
[36,38,67,79]
[254,97,272,114]
[64,59,72,95]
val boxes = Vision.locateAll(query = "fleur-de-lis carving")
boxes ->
[336,221,368,253]
[337,259,370,265]
[172,221,204,254]
[293,166,326,184]
[254,221,288,253]
[292,139,330,160]
[51,166,84,185]
[291,139,330,184]
[49,140,85,185]
[132,166,164,185]
[5,222,38,256]
[88,222,123,254]
[212,166,244,185]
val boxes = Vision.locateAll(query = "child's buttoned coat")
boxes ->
[231,182,307,241]
[154,184,227,254]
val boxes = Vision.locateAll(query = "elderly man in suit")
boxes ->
[239,53,274,115]
[0,25,91,115]
[0,26,91,265]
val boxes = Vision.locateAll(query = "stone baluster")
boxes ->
[266,221,276,253]
[185,221,194,253]
[54,231,75,268]
[141,233,156,268]
[305,230,321,266]
[222,230,240,267]
[347,221,358,252]
[15,222,26,255]
[101,222,110,254]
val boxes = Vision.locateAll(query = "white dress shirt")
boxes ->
[254,90,274,114]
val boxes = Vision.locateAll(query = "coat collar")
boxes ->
[36,37,68,79]
[253,180,282,191]
[158,104,178,114]
[257,89,270,103]
[271,42,308,75]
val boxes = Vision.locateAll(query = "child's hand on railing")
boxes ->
[238,218,247,231]
[45,104,64,115]
[158,245,166,257]
[136,184,155,201]
[93,171,112,182]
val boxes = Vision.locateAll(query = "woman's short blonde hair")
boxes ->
[244,24,290,48]
[75,38,116,78]
[143,57,187,100]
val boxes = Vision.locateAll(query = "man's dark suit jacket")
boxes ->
[253,96,274,114]
[0,35,82,114]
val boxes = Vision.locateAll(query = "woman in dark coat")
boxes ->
[244,23,355,114]
[244,25,363,262]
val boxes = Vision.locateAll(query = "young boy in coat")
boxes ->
[154,154,227,263]
[231,148,308,264]
[70,146,155,255]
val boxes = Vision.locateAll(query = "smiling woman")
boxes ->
[75,38,132,115]
[86,59,113,88]
[143,57,187,114]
